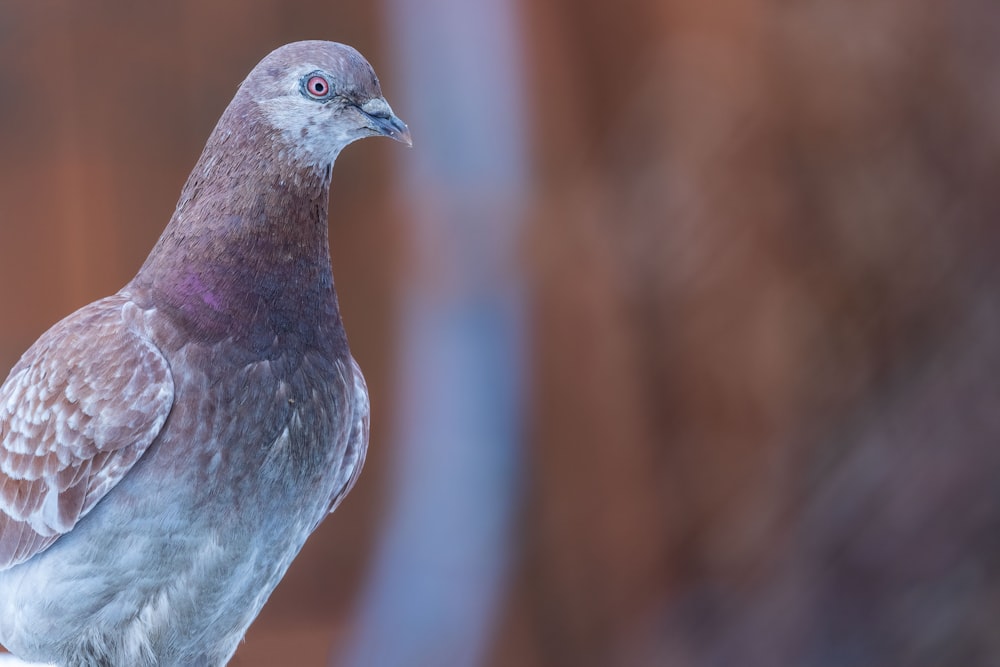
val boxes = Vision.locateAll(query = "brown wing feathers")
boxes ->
[0,295,174,569]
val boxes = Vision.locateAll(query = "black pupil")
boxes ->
[311,79,326,94]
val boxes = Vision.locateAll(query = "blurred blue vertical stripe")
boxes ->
[335,0,528,665]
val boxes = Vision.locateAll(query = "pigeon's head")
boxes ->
[240,41,411,166]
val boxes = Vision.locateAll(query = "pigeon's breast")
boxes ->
[117,315,359,658]
[135,300,358,529]
[9,304,358,663]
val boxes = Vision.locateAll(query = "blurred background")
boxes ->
[2,1,1000,666]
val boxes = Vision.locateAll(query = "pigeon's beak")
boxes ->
[359,98,412,147]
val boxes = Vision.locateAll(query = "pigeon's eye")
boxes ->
[304,75,332,100]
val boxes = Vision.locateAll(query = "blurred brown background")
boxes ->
[3,1,1000,666]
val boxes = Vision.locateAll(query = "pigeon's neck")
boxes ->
[132,120,343,348]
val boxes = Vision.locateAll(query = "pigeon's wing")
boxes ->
[324,356,370,517]
[0,296,174,569]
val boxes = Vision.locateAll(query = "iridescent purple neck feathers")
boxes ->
[129,41,409,346]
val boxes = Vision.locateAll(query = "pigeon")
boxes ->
[0,40,410,666]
